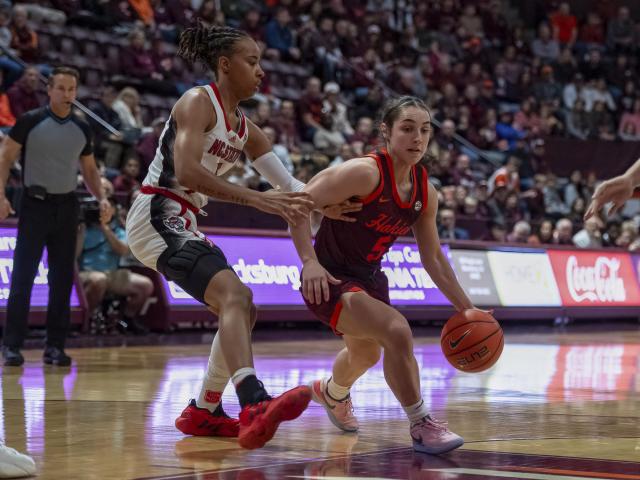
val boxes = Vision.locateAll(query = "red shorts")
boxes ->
[301,269,390,336]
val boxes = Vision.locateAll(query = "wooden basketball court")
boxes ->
[1,327,639,479]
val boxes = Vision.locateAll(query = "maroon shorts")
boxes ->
[301,269,390,336]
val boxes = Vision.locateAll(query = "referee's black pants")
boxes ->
[3,192,79,349]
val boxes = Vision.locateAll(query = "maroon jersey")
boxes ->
[314,148,429,277]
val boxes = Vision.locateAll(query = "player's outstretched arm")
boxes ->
[244,120,362,222]
[173,90,313,225]
[585,158,640,220]
[289,159,379,304]
[412,182,473,312]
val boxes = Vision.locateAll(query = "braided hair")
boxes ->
[178,23,250,79]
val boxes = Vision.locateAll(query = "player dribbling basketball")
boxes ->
[289,96,484,454]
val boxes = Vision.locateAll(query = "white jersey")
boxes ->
[143,82,250,208]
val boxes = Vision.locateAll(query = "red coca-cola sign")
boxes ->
[548,250,640,306]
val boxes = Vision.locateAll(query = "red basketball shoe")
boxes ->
[238,385,311,449]
[175,399,239,437]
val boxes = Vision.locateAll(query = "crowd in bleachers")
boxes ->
[0,0,638,255]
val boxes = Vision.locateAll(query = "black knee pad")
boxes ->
[157,240,233,304]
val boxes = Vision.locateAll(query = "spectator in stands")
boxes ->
[533,65,562,104]
[329,143,354,168]
[262,125,294,175]
[580,49,606,82]
[78,197,153,334]
[496,111,525,149]
[250,100,272,129]
[240,9,263,42]
[568,197,587,225]
[531,23,560,63]
[313,111,345,159]
[606,6,634,53]
[112,87,143,131]
[618,98,640,140]
[134,116,162,174]
[113,156,141,194]
[553,218,574,245]
[578,12,605,51]
[0,6,23,89]
[0,69,14,132]
[587,100,614,139]
[459,4,483,38]
[573,216,602,249]
[298,76,324,141]
[566,98,590,140]
[451,154,475,189]
[507,220,531,243]
[529,219,554,245]
[550,3,577,48]
[164,0,195,30]
[615,222,637,250]
[264,7,300,61]
[438,208,470,240]
[489,156,520,195]
[7,67,45,118]
[9,5,37,63]
[602,220,621,247]
[484,219,507,242]
[562,72,585,110]
[121,29,162,81]
[350,116,375,146]
[322,82,354,137]
[271,99,300,153]
[564,170,588,210]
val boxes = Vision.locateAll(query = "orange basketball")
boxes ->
[440,309,504,373]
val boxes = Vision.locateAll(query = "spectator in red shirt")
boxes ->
[271,99,301,153]
[550,2,577,47]
[112,156,141,194]
[298,76,324,141]
[135,117,164,175]
[7,66,45,118]
[579,12,605,48]
[10,5,38,62]
[121,29,159,79]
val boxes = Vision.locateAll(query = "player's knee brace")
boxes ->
[157,240,233,304]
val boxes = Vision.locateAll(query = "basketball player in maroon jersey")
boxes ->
[289,96,479,454]
[127,24,358,450]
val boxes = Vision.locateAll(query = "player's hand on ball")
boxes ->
[302,259,341,304]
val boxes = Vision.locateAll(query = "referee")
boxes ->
[0,66,108,367]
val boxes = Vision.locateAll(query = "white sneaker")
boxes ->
[0,443,36,478]
[410,416,464,455]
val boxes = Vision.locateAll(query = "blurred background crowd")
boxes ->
[1,0,640,253]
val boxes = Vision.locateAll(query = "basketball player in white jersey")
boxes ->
[126,24,360,449]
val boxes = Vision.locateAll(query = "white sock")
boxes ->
[326,377,350,401]
[403,399,429,425]
[196,332,231,412]
[231,367,257,387]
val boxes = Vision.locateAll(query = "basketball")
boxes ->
[441,309,504,373]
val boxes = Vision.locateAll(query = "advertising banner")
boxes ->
[450,250,500,306]
[0,228,81,308]
[487,251,561,306]
[381,242,451,306]
[163,235,452,307]
[548,250,640,306]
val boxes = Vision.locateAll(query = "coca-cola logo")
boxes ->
[566,256,626,303]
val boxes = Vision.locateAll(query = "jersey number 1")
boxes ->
[366,235,393,262]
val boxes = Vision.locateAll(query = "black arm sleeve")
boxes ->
[73,115,94,156]
[8,108,46,145]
